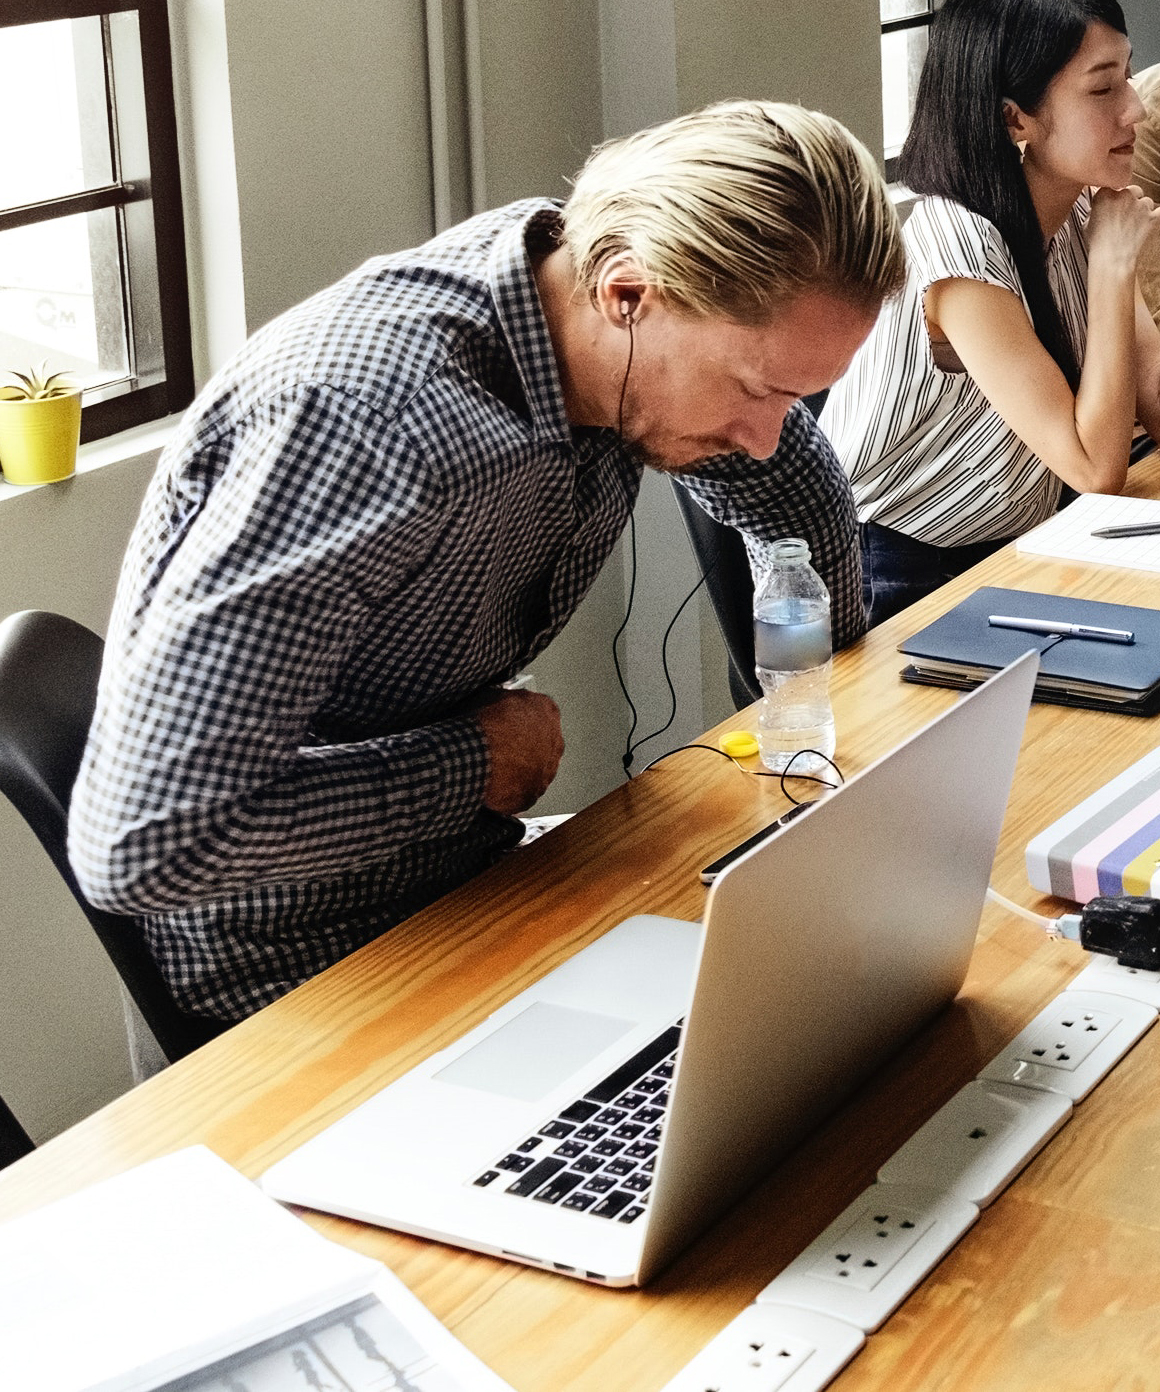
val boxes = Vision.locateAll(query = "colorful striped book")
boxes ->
[1026,745,1160,901]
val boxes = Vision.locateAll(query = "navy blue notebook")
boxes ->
[899,587,1160,715]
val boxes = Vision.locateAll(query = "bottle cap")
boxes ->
[720,730,759,759]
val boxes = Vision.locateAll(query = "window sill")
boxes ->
[0,415,178,505]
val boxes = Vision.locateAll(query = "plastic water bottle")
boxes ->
[753,538,835,775]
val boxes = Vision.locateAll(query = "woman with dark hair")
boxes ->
[820,0,1160,626]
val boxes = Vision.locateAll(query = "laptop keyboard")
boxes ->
[471,1021,682,1224]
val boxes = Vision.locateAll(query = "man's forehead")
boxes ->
[743,292,876,357]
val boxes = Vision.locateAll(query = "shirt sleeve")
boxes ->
[68,384,494,916]
[676,402,867,652]
[905,196,1024,304]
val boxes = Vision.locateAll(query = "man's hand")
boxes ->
[476,689,565,815]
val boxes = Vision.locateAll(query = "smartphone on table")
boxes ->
[698,801,813,885]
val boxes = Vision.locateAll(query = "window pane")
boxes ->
[0,208,128,392]
[880,0,933,20]
[0,4,192,440]
[882,26,930,158]
[0,18,114,209]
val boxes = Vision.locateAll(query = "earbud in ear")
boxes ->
[620,300,634,324]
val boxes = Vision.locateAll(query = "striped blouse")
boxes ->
[820,192,1091,546]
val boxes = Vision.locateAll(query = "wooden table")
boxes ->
[3,456,1160,1392]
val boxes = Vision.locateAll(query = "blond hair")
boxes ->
[560,100,905,324]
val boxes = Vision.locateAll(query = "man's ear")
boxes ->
[594,256,648,330]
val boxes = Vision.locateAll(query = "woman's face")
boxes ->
[1021,21,1145,190]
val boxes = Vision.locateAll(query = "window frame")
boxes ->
[881,3,941,184]
[0,0,193,443]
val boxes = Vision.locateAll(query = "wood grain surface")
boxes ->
[2,454,1158,1391]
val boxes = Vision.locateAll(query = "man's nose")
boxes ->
[733,403,790,461]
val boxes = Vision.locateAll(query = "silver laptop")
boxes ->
[261,652,1037,1287]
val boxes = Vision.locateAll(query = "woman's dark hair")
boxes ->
[898,0,1128,388]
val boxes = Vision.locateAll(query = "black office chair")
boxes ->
[671,483,761,709]
[670,390,831,712]
[0,610,225,1067]
[1131,432,1157,465]
[0,1091,34,1169]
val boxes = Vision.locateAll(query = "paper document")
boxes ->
[1015,493,1160,572]
[0,1146,510,1392]
[159,1274,513,1392]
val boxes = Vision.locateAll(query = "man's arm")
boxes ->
[676,401,867,650]
[68,386,558,916]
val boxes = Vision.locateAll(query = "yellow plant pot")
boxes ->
[0,390,82,485]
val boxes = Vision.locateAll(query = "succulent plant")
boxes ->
[0,362,78,401]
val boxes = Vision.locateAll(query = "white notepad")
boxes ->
[0,1145,511,1392]
[1015,493,1160,572]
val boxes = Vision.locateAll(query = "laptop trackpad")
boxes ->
[433,1002,636,1103]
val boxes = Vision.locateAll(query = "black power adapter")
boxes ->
[1057,896,1160,972]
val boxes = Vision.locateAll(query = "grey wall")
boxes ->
[601,0,883,151]
[1123,0,1160,70]
[171,0,436,374]
[0,442,162,1139]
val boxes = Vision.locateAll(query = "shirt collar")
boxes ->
[488,200,574,446]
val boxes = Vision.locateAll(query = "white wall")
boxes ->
[0,0,885,1143]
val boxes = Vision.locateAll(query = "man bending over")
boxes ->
[69,101,904,1024]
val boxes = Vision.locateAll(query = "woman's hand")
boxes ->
[1087,184,1160,272]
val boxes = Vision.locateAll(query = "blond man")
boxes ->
[70,102,904,1024]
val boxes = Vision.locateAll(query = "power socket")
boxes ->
[978,988,1156,1101]
[657,1303,863,1392]
[756,1183,978,1331]
[1067,953,1160,1009]
[877,1079,1071,1207]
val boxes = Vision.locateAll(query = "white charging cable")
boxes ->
[985,886,1082,941]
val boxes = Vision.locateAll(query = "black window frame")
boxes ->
[0,0,193,444]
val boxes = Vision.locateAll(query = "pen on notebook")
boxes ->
[987,614,1135,644]
[1089,523,1160,539]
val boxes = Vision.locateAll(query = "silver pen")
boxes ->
[987,614,1135,644]
[1089,523,1160,538]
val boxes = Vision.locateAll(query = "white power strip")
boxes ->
[658,962,1157,1392]
[877,1079,1071,1207]
[978,989,1155,1101]
[657,1304,863,1392]
[1066,953,1160,1009]
[754,1183,977,1332]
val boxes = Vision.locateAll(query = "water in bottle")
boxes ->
[753,539,835,775]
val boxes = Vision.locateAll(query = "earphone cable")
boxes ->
[624,474,734,772]
[610,316,641,770]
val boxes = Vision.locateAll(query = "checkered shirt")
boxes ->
[67,199,865,1022]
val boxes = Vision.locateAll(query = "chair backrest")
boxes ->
[0,610,222,1064]
[0,1091,34,1169]
[671,391,830,712]
[670,482,761,710]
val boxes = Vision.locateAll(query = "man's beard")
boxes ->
[619,432,733,476]
[615,379,735,474]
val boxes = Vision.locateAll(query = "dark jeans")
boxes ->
[861,521,1009,629]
